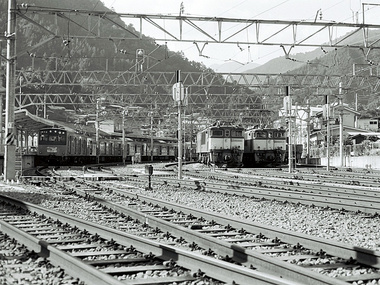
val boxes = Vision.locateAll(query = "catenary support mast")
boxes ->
[4,0,17,181]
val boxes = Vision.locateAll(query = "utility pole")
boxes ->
[326,94,330,171]
[95,98,100,164]
[285,86,292,173]
[339,82,344,167]
[122,109,126,165]
[182,87,188,162]
[150,111,153,162]
[306,99,311,165]
[4,0,16,181]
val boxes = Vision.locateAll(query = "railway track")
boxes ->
[114,171,380,215]
[10,164,380,284]
[0,192,301,285]
[234,168,380,188]
[38,177,380,284]
[0,229,81,284]
[34,164,380,215]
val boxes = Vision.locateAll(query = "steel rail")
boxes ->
[237,168,380,184]
[0,194,299,285]
[149,175,380,214]
[185,170,380,199]
[0,220,128,285]
[72,186,352,285]
[95,184,380,269]
[246,170,380,187]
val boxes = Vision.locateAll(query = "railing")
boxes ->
[310,141,380,158]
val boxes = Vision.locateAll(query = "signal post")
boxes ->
[173,70,184,179]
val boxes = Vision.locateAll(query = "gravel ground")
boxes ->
[3,163,380,252]
[109,163,380,252]
[0,231,82,285]
[1,164,380,285]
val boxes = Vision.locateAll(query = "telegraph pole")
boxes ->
[4,0,17,181]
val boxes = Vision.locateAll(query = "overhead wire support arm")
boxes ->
[281,45,294,59]
[193,42,209,58]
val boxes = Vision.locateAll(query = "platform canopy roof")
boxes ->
[14,109,76,133]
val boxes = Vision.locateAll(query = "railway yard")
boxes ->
[0,163,379,284]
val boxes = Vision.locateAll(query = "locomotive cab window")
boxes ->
[231,130,242,137]
[254,131,267,138]
[275,132,284,138]
[39,129,67,145]
[201,132,207,144]
[212,130,223,137]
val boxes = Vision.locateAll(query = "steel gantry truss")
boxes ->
[3,3,380,181]
[8,5,380,50]
[15,69,380,120]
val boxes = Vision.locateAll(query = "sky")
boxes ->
[99,0,380,68]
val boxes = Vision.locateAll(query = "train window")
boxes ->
[73,137,77,154]
[101,142,105,155]
[201,132,206,144]
[212,130,223,137]
[40,134,48,141]
[275,132,284,138]
[254,131,267,138]
[88,140,93,155]
[231,130,243,137]
[68,136,71,154]
[39,129,67,145]
[225,130,230,137]
[268,132,273,138]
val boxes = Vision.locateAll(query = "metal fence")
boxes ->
[310,141,380,158]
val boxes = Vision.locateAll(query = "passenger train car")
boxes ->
[196,123,244,168]
[243,127,287,167]
[35,126,177,166]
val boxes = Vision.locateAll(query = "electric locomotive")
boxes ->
[196,122,244,168]
[243,127,286,167]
